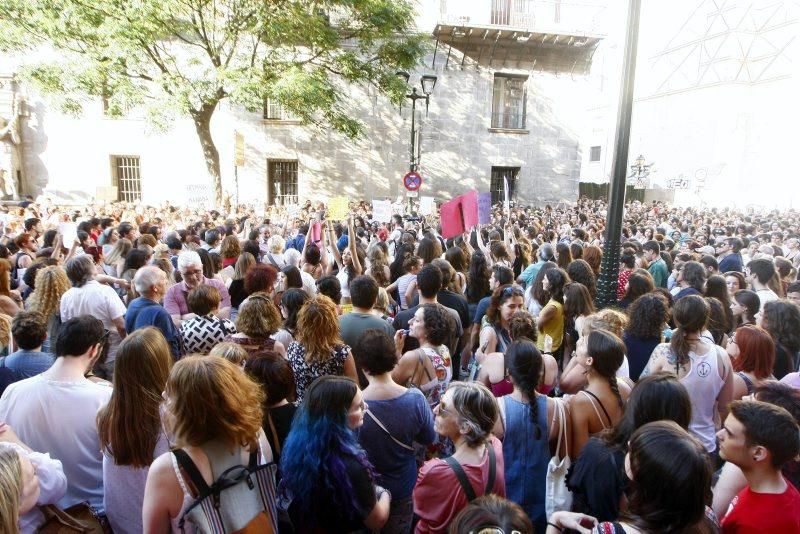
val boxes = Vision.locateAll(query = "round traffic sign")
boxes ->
[403,171,422,191]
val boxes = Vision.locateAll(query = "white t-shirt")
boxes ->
[0,374,112,512]
[59,281,127,361]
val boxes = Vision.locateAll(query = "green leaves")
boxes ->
[1,0,423,138]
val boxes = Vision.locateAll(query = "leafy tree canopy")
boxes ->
[0,0,426,202]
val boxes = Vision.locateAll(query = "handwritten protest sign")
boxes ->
[478,192,492,224]
[419,196,435,216]
[372,200,392,223]
[185,184,213,208]
[328,197,350,220]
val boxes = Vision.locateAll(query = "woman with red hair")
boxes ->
[727,324,775,399]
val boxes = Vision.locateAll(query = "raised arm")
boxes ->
[328,221,343,269]
[503,223,516,264]
[476,226,490,258]
[348,218,362,275]
[462,231,475,256]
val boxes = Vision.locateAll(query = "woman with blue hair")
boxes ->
[279,375,391,532]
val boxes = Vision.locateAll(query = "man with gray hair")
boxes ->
[125,266,182,359]
[164,250,231,326]
[60,255,127,375]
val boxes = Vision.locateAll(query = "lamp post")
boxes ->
[397,71,437,214]
[596,0,643,308]
[628,154,653,190]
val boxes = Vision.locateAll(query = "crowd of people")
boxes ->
[0,194,799,533]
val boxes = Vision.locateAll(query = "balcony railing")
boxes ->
[438,0,605,35]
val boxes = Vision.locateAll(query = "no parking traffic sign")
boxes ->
[403,171,422,191]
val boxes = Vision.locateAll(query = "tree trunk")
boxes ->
[192,104,223,207]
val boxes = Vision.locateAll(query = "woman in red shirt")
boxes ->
[412,382,505,533]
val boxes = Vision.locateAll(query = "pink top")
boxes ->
[164,277,232,317]
[413,436,506,533]
[490,378,514,397]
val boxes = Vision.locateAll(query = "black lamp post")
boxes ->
[596,0,643,308]
[397,71,437,213]
[628,154,653,189]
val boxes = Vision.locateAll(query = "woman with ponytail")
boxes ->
[640,294,734,459]
[491,340,567,531]
[567,329,629,458]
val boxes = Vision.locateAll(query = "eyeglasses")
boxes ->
[471,529,523,534]
[96,329,110,346]
[501,286,524,297]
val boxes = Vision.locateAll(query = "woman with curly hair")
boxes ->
[366,243,391,288]
[143,355,276,531]
[760,299,800,379]
[288,296,358,403]
[617,269,654,310]
[526,261,556,318]
[225,293,287,358]
[623,294,667,381]
[393,302,454,409]
[26,266,71,354]
[279,375,391,532]
[476,285,525,363]
[566,259,596,299]
[491,340,566,530]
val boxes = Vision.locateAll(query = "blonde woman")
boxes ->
[0,429,67,533]
[287,295,359,402]
[225,293,286,358]
[228,252,256,311]
[209,342,248,368]
[103,238,132,278]
[26,266,71,354]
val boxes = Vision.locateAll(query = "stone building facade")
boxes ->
[0,0,608,207]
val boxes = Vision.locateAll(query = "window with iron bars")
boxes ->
[112,156,142,202]
[263,98,299,121]
[490,166,520,204]
[491,74,527,130]
[267,160,299,206]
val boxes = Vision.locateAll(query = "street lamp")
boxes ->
[397,71,437,213]
[628,154,653,189]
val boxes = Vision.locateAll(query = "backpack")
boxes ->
[172,443,279,534]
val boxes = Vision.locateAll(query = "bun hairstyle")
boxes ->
[506,340,544,438]
[586,329,625,409]
[670,295,709,370]
[448,382,499,447]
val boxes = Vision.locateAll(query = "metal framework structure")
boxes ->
[112,156,142,202]
[648,0,799,96]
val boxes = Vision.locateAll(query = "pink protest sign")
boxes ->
[440,198,465,239]
[461,191,479,230]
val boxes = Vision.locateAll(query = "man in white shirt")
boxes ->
[60,255,126,375]
[0,316,113,513]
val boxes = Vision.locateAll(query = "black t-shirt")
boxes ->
[289,455,377,533]
[228,279,248,308]
[263,403,297,465]
[774,344,799,380]
[566,437,627,522]
[436,290,470,330]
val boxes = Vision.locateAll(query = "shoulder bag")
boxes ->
[545,398,573,517]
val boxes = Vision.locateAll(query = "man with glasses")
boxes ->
[0,316,113,516]
[164,250,231,326]
[717,237,744,273]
